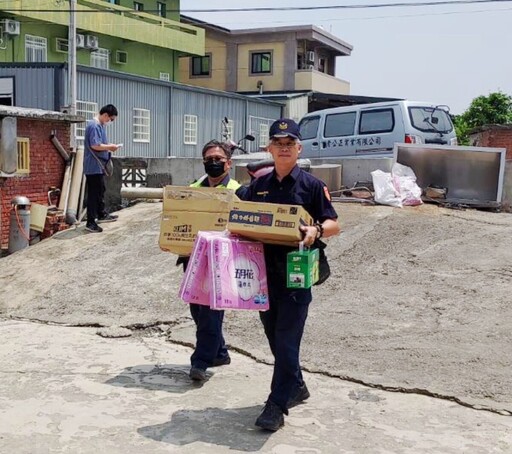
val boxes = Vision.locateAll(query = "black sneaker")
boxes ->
[255,401,284,431]
[85,223,103,233]
[97,214,118,223]
[189,366,207,381]
[287,383,310,409]
[211,356,231,367]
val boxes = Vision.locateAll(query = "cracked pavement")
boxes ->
[1,201,511,451]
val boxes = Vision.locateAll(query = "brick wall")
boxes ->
[470,125,512,159]
[0,119,70,249]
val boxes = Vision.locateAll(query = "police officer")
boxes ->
[239,119,341,431]
[180,140,243,381]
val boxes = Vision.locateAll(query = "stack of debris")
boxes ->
[41,209,68,240]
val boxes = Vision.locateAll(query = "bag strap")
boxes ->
[89,149,111,175]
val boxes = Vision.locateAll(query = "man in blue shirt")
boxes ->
[239,118,341,431]
[83,104,120,233]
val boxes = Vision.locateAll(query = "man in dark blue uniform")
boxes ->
[239,118,341,431]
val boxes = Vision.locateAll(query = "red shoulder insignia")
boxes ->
[323,186,331,201]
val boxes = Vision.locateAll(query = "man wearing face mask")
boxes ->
[178,140,243,381]
[83,104,120,233]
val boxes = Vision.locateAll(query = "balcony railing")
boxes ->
[295,69,350,94]
[2,0,204,55]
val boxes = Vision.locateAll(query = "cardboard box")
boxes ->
[159,186,237,255]
[227,201,313,245]
[287,248,320,289]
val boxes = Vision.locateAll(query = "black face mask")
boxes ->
[204,160,226,178]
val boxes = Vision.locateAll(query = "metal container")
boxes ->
[310,164,342,192]
[8,196,31,254]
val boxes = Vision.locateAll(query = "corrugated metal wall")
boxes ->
[0,64,282,158]
[77,70,281,158]
[0,65,61,110]
[77,70,170,158]
[285,95,309,123]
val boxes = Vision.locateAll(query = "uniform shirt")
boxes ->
[240,165,338,222]
[239,165,338,293]
[83,118,111,176]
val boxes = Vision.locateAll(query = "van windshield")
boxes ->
[409,106,453,134]
[299,116,320,140]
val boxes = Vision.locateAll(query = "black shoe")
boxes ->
[189,366,207,381]
[97,214,118,223]
[287,383,310,409]
[211,356,231,367]
[255,401,284,431]
[85,223,103,233]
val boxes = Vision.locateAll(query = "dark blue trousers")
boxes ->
[260,286,311,412]
[189,303,229,370]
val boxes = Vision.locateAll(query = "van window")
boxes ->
[324,112,356,137]
[409,107,453,133]
[299,116,320,140]
[359,109,394,134]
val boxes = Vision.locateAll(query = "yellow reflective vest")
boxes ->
[190,175,241,190]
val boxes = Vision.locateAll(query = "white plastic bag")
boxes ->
[371,164,423,208]
[371,169,402,208]
[392,163,423,206]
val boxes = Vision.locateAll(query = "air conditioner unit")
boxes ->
[85,35,99,50]
[76,34,85,49]
[2,19,20,36]
[306,50,315,63]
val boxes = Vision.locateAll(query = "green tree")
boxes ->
[454,91,512,145]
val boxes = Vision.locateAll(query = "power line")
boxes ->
[1,0,512,14]
[13,6,512,27]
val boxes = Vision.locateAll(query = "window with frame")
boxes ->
[25,35,47,62]
[184,115,198,145]
[359,109,395,134]
[159,72,170,81]
[133,2,143,11]
[324,112,356,137]
[76,100,98,146]
[16,138,30,174]
[90,48,109,69]
[251,51,272,74]
[107,0,120,4]
[55,37,69,53]
[299,116,320,140]
[133,108,151,143]
[157,2,166,17]
[0,77,14,106]
[258,123,269,148]
[191,55,211,77]
[223,119,234,141]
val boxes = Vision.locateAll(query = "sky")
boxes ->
[180,0,512,115]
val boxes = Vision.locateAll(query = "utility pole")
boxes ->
[68,0,77,151]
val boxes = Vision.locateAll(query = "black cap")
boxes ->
[269,118,301,140]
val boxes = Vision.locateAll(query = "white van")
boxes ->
[298,101,457,158]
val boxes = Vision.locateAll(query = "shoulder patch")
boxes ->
[323,186,331,201]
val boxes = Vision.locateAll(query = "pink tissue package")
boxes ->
[179,231,269,311]
[178,231,221,306]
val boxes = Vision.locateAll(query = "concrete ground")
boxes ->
[1,320,511,454]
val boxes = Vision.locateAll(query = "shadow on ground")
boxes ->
[138,405,270,451]
[105,364,209,393]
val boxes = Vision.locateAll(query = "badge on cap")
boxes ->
[279,122,288,130]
